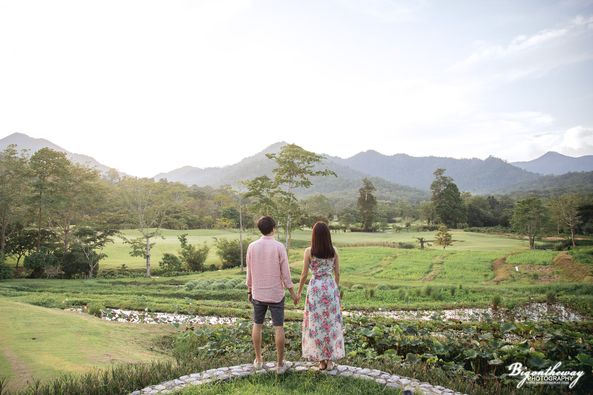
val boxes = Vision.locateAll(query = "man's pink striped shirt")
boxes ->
[246,235,294,303]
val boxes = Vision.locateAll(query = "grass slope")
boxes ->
[0,299,173,391]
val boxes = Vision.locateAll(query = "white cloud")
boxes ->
[455,14,593,82]
[560,126,593,155]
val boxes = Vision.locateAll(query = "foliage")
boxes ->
[512,197,548,249]
[214,238,251,269]
[23,248,60,278]
[178,233,210,272]
[159,253,183,273]
[357,178,377,232]
[435,226,453,249]
[431,169,466,228]
[0,254,14,280]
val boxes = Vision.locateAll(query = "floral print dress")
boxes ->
[302,255,345,361]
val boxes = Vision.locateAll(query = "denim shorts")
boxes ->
[251,297,285,326]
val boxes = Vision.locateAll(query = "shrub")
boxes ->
[178,234,209,272]
[376,284,391,290]
[397,242,415,249]
[492,295,501,310]
[87,302,105,317]
[351,284,364,290]
[159,253,183,272]
[546,291,557,304]
[214,238,251,269]
[61,246,99,278]
[24,248,60,278]
[0,254,14,280]
[364,288,375,299]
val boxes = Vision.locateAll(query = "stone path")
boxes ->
[130,362,465,395]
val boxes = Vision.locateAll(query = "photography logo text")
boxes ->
[507,362,585,389]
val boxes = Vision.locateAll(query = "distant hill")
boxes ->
[0,132,115,174]
[332,151,540,194]
[512,151,593,175]
[155,142,429,202]
[502,171,593,197]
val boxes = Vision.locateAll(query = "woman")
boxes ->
[297,221,344,370]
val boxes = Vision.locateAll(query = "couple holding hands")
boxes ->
[246,216,344,374]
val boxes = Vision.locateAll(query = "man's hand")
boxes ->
[289,288,299,306]
[248,291,252,303]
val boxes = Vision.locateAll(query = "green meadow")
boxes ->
[1,229,593,394]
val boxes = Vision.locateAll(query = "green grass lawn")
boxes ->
[174,371,400,395]
[98,229,529,269]
[0,298,174,392]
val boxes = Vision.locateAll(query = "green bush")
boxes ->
[376,284,391,290]
[351,284,364,290]
[159,253,183,272]
[178,234,209,272]
[87,302,105,317]
[0,254,14,280]
[24,248,60,278]
[61,246,99,278]
[214,238,251,269]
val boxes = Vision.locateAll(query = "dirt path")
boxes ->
[1,347,33,391]
[492,257,511,284]
[554,252,593,282]
[422,255,444,281]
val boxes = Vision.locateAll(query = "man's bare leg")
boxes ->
[252,323,263,363]
[274,325,285,366]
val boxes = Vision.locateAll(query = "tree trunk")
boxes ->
[239,203,244,272]
[145,237,151,277]
[571,227,576,248]
[285,213,291,252]
[529,235,535,250]
[0,215,6,256]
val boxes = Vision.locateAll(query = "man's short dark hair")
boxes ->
[257,216,276,235]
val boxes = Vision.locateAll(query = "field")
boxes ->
[0,299,173,392]
[1,229,593,394]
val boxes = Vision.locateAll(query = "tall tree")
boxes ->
[357,178,377,232]
[0,146,30,255]
[511,197,547,249]
[550,194,582,247]
[120,177,176,276]
[265,144,336,250]
[430,168,465,228]
[72,226,118,279]
[29,148,71,251]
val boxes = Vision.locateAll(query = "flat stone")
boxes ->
[326,369,338,376]
[386,382,400,389]
[360,368,371,375]
[265,362,275,369]
[337,365,348,372]
[154,385,166,391]
[341,371,353,377]
[131,391,141,395]
[295,366,308,372]
[190,373,201,379]
[369,369,382,377]
[179,375,190,381]
[400,378,411,386]
[375,378,386,385]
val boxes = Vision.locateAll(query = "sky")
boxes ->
[1,0,592,177]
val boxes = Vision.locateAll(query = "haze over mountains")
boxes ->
[2,132,593,199]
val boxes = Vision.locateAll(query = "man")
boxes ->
[246,216,298,374]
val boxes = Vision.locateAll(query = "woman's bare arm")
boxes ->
[297,247,310,298]
[333,249,340,287]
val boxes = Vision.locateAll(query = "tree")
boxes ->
[120,177,176,277]
[550,194,582,247]
[435,226,452,249]
[0,146,30,256]
[214,237,252,269]
[419,201,436,225]
[29,148,71,251]
[338,206,359,231]
[178,233,209,272]
[430,169,465,228]
[71,226,118,278]
[511,197,547,249]
[265,144,336,250]
[357,178,377,232]
[416,237,430,249]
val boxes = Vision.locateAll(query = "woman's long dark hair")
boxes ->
[311,221,335,259]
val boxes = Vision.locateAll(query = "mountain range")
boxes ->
[2,132,593,200]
